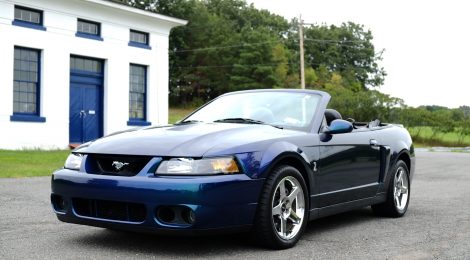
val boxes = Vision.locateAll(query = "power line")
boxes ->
[170,40,282,53]
[303,38,369,44]
[172,61,373,70]
[174,62,295,69]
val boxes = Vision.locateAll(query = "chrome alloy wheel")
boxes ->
[272,176,305,240]
[393,166,409,211]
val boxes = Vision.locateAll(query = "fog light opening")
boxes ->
[51,194,67,212]
[157,206,176,223]
[182,208,196,225]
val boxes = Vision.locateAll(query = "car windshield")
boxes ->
[183,91,321,130]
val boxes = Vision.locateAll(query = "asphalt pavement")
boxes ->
[1,151,469,259]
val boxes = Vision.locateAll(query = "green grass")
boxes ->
[169,107,195,124]
[0,150,70,178]
[408,127,470,147]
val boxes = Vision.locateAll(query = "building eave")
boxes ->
[82,0,188,27]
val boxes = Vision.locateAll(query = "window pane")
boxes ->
[28,83,35,92]
[30,72,37,82]
[14,9,21,19]
[14,70,20,80]
[28,103,36,113]
[30,63,37,72]
[30,12,40,23]
[20,71,28,81]
[20,92,27,102]
[20,50,28,60]
[84,59,92,71]
[20,103,29,113]
[94,61,101,73]
[20,82,27,92]
[76,58,84,70]
[29,51,38,61]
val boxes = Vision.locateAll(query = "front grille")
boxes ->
[72,198,146,223]
[86,154,151,176]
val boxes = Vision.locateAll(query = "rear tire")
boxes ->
[251,165,309,249]
[372,160,410,217]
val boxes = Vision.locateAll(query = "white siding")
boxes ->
[0,0,186,149]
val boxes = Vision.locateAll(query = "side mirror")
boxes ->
[324,119,353,134]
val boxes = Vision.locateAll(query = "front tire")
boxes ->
[372,160,410,217]
[251,165,309,249]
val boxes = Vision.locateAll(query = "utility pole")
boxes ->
[299,15,305,89]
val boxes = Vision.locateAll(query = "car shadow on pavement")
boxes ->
[305,207,376,235]
[65,207,377,255]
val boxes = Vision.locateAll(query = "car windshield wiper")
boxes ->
[175,120,202,125]
[214,118,283,129]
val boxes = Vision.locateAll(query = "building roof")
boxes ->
[83,0,187,27]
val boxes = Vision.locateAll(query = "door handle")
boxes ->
[79,110,87,118]
[370,139,379,147]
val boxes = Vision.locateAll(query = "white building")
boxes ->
[0,0,186,149]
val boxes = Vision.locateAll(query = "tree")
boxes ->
[301,22,386,90]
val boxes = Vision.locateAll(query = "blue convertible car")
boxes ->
[51,89,415,248]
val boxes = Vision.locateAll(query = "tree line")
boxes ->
[117,0,469,144]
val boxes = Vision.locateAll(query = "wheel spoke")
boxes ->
[287,186,300,203]
[401,185,408,194]
[397,170,403,183]
[279,180,287,200]
[289,210,301,224]
[272,203,282,216]
[280,217,287,236]
[394,195,400,207]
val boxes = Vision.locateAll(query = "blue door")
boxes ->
[69,56,103,144]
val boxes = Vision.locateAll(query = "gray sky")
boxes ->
[247,0,470,108]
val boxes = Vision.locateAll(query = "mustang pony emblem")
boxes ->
[112,161,129,171]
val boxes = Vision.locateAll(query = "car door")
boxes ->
[315,129,381,207]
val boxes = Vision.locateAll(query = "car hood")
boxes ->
[75,123,305,157]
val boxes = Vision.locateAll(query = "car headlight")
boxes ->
[156,157,240,175]
[64,153,83,170]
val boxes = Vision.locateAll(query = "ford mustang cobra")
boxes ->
[51,89,415,249]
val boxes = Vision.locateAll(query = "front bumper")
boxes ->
[51,169,264,233]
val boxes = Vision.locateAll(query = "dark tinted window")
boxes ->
[129,64,146,120]
[70,56,102,73]
[77,19,100,35]
[13,47,40,114]
[130,30,148,45]
[14,6,42,24]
